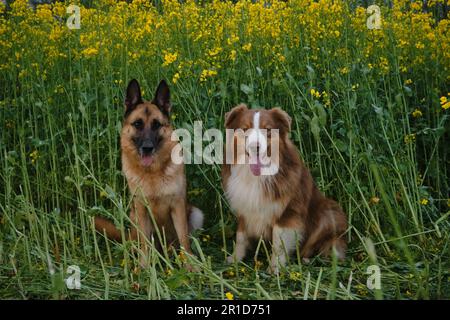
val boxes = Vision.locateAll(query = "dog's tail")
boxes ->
[188,206,204,233]
[95,207,202,240]
[94,216,136,241]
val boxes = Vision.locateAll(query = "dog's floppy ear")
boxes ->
[153,80,171,117]
[225,104,248,128]
[271,107,292,133]
[124,79,142,116]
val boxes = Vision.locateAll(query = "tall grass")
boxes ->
[0,0,449,299]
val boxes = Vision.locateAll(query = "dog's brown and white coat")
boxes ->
[222,104,347,272]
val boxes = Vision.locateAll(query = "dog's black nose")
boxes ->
[141,142,154,155]
[142,146,154,155]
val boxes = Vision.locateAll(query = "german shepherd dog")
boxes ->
[95,79,203,266]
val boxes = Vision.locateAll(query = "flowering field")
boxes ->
[0,0,449,299]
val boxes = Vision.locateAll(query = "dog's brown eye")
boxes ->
[132,119,144,130]
[152,120,162,130]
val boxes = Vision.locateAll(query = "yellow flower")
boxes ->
[370,196,380,204]
[229,50,237,62]
[172,72,180,84]
[200,69,217,82]
[162,52,178,67]
[411,2,422,10]
[18,69,27,79]
[225,292,234,300]
[227,34,239,45]
[339,66,349,74]
[36,5,53,22]
[404,134,416,144]
[310,88,321,98]
[226,269,235,277]
[81,48,99,58]
[208,47,222,57]
[289,271,302,281]
[29,150,39,164]
[420,198,429,205]
[405,79,413,85]
[415,42,425,49]
[54,84,64,94]
[440,95,450,110]
[178,251,187,262]
[242,43,252,52]
[321,91,330,107]
[202,234,211,242]
[276,52,286,63]
[355,283,368,296]
[412,109,422,118]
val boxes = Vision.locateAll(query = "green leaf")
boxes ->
[314,101,327,126]
[104,185,116,200]
[240,83,253,95]
[334,139,348,152]
[310,115,320,140]
[306,65,315,80]
[403,85,412,97]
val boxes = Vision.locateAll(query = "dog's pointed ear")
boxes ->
[153,80,171,116]
[271,107,291,133]
[125,79,142,116]
[225,104,248,128]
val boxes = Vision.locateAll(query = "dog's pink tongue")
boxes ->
[250,156,262,176]
[141,155,153,167]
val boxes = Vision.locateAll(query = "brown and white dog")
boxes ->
[95,79,203,266]
[222,104,347,273]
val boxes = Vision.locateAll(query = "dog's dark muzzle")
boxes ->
[140,141,155,156]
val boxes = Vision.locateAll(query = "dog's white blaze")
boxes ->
[226,165,284,238]
[247,111,267,163]
[254,111,260,130]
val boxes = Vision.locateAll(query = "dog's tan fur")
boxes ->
[95,80,202,265]
[222,104,347,272]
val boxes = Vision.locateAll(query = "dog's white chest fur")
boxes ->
[226,165,283,239]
